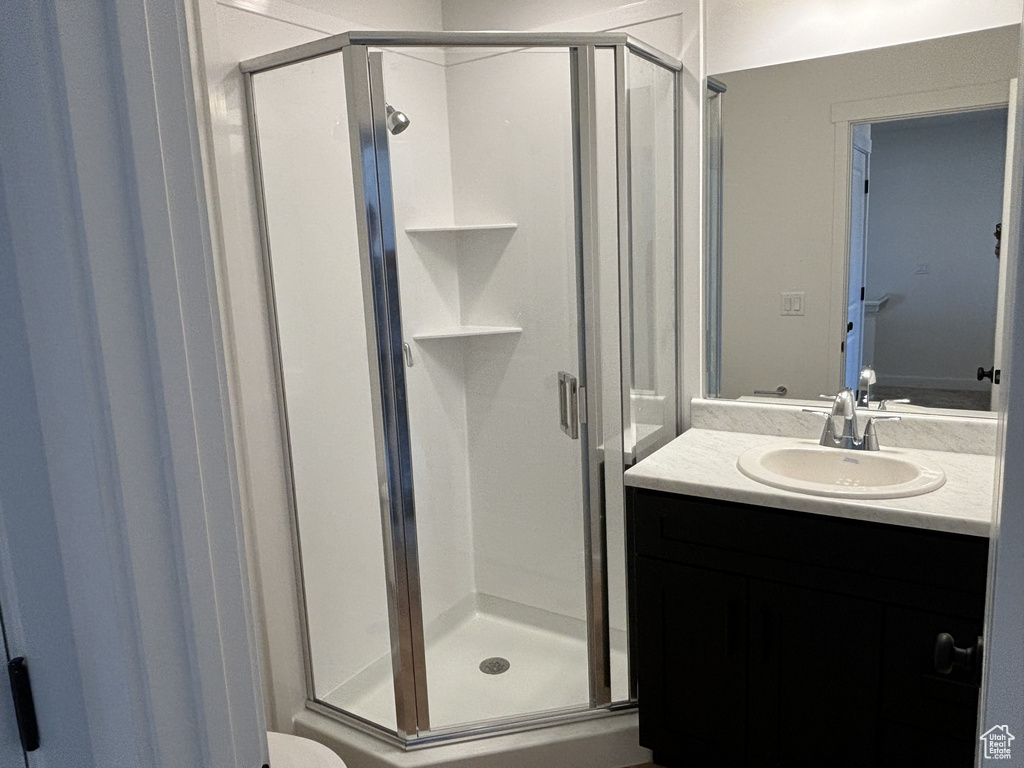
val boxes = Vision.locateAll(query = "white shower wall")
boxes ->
[444,50,589,625]
[389,42,679,706]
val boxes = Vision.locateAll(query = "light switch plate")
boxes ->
[781,291,805,316]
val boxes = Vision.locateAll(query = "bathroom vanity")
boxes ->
[626,428,993,768]
[680,14,1015,767]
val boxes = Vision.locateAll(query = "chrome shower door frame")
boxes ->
[573,43,612,711]
[343,45,431,739]
[704,77,726,399]
[240,32,682,748]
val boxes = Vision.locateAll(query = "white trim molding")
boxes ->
[216,0,354,36]
[534,0,685,34]
[831,80,1011,124]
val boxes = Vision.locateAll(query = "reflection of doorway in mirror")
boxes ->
[850,107,1009,411]
[845,124,871,392]
[992,79,1017,411]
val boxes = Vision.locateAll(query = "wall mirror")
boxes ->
[705,24,1021,415]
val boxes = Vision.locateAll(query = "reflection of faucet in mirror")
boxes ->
[878,398,911,411]
[857,366,876,408]
[803,388,901,451]
[858,364,913,410]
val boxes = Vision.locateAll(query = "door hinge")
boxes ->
[8,657,39,752]
[860,286,865,301]
[864,179,870,194]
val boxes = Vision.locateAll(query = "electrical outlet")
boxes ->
[781,291,805,316]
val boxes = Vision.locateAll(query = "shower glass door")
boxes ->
[370,45,595,733]
[246,51,399,733]
[243,32,680,745]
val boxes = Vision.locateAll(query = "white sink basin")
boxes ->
[736,442,946,499]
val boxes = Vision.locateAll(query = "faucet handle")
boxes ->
[802,409,836,446]
[862,414,901,450]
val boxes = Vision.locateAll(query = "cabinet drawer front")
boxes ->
[634,490,989,599]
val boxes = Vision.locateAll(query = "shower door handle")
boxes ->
[558,371,579,440]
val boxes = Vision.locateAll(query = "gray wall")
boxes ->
[867,110,1006,391]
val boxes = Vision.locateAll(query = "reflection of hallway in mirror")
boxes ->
[844,123,871,390]
[872,385,990,411]
[859,108,1007,412]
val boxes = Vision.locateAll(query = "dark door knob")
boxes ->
[935,633,983,678]
[978,367,1001,384]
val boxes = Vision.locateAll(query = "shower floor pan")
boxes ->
[321,594,628,732]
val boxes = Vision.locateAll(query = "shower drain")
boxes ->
[479,657,510,675]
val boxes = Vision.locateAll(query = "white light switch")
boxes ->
[781,291,805,316]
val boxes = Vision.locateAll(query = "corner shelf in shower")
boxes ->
[412,325,522,341]
[404,223,518,235]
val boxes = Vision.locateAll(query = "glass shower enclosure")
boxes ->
[242,31,680,746]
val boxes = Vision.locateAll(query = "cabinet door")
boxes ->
[635,558,747,766]
[748,581,883,767]
[877,606,981,767]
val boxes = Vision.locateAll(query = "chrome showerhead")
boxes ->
[386,104,410,135]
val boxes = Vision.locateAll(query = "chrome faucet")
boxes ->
[803,388,900,451]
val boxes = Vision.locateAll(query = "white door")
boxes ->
[0,608,27,766]
[845,124,872,390]
[992,79,1017,410]
[0,229,97,765]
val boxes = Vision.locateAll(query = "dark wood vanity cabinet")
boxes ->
[631,489,989,768]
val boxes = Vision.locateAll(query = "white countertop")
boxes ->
[625,429,995,537]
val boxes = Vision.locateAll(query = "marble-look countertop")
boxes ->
[625,429,996,537]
